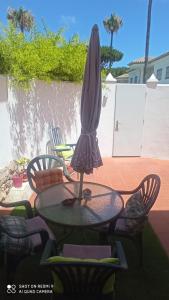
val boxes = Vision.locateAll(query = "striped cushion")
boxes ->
[63,244,111,259]
[34,168,63,192]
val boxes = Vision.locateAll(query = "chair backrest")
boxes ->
[27,155,71,193]
[134,174,161,214]
[43,261,124,297]
[49,126,63,146]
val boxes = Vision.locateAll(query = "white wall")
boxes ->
[0,78,82,168]
[1,75,169,168]
[97,82,116,156]
[113,84,146,156]
[0,76,13,167]
[142,84,169,159]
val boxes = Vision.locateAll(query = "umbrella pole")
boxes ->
[79,172,84,199]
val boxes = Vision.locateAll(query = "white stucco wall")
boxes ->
[142,84,169,159]
[1,75,169,168]
[0,76,13,167]
[97,82,116,156]
[0,78,82,168]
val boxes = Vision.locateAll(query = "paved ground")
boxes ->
[1,157,169,256]
[81,157,169,256]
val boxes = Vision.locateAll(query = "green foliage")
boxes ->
[0,24,87,88]
[101,67,128,80]
[110,67,129,78]
[101,46,123,68]
[16,157,30,166]
[50,35,86,82]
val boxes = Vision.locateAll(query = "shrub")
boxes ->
[0,24,87,88]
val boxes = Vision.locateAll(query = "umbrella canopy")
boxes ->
[71,24,103,175]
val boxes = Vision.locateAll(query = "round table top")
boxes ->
[35,181,124,228]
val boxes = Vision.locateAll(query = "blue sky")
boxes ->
[0,0,168,67]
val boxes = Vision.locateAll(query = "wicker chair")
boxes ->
[27,154,74,194]
[109,174,161,266]
[40,240,127,300]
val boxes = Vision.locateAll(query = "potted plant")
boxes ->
[16,157,30,182]
[12,173,23,188]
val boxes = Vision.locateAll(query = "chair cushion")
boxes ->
[26,216,55,249]
[54,144,74,160]
[34,168,63,192]
[48,246,119,295]
[63,244,112,259]
[0,216,32,255]
[124,192,145,233]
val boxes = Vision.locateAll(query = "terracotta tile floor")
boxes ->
[1,157,169,256]
[80,157,169,257]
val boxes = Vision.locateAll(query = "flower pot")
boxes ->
[22,170,28,182]
[12,175,23,188]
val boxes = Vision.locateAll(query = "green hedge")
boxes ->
[0,25,87,88]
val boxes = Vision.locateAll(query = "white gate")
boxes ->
[113,84,146,156]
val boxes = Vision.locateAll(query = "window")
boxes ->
[130,78,133,83]
[165,66,169,79]
[156,68,162,80]
[134,76,138,83]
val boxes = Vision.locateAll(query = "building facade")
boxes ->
[128,51,169,84]
[116,73,129,83]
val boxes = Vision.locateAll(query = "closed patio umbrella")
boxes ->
[71,24,103,197]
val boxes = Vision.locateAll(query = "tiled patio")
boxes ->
[82,157,169,256]
[1,157,169,256]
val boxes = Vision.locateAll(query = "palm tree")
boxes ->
[103,13,123,69]
[7,7,34,33]
[143,0,153,83]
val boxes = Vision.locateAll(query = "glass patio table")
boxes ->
[35,181,124,228]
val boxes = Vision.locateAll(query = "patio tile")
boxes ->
[0,157,169,256]
[82,157,169,256]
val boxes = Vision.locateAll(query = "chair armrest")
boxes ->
[115,189,136,195]
[117,215,148,221]
[65,143,76,150]
[40,239,58,265]
[65,143,76,147]
[63,166,75,182]
[0,200,33,218]
[0,223,49,246]
[115,241,128,270]
[65,174,75,182]
[115,182,144,195]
